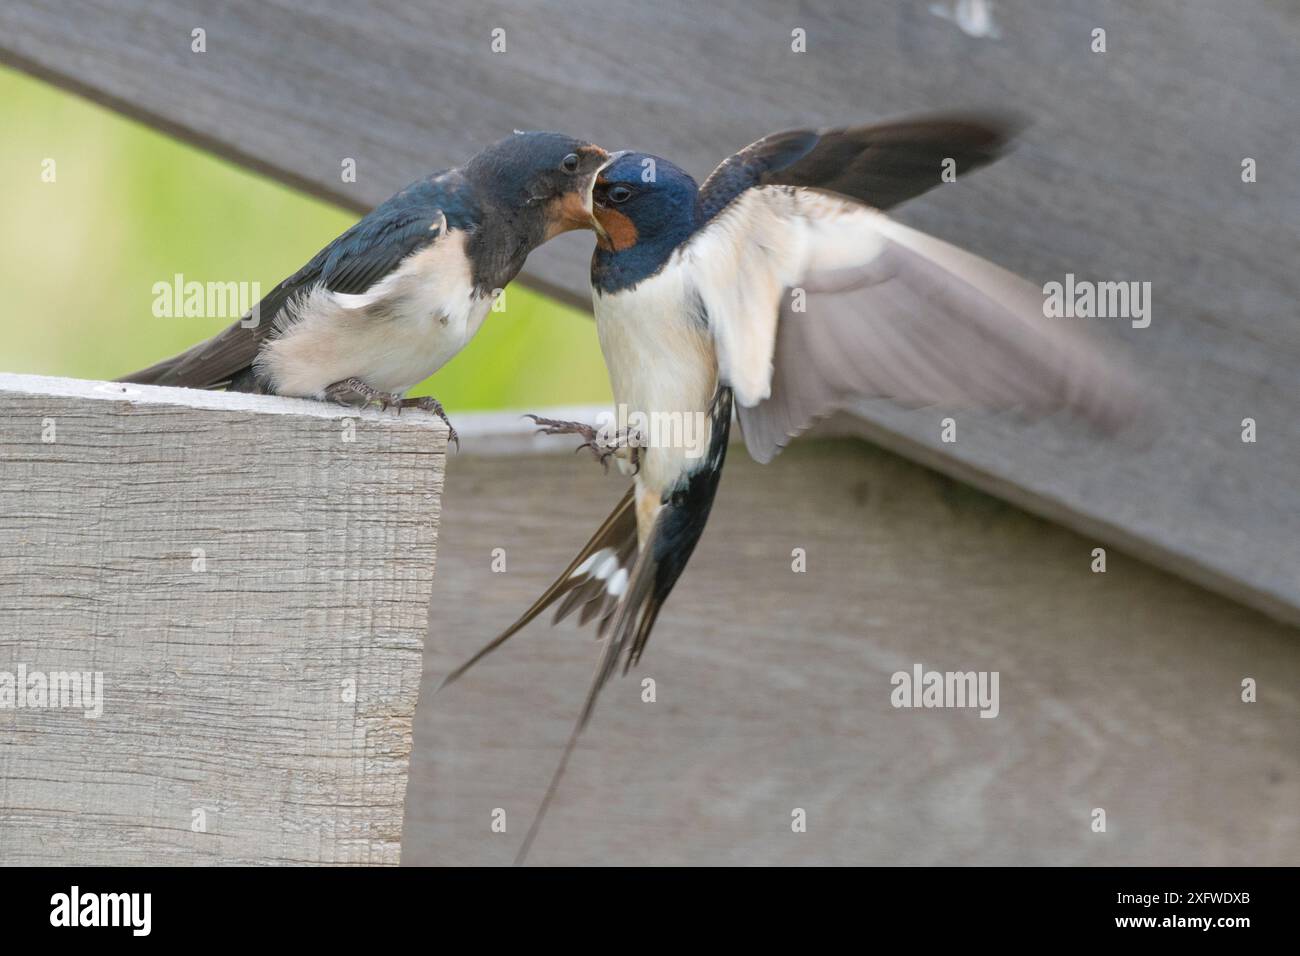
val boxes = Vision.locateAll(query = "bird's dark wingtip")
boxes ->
[871,109,1027,159]
[967,109,1031,153]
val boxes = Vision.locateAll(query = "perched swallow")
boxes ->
[443,114,1141,860]
[118,132,610,444]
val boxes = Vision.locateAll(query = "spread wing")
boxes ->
[680,117,1142,462]
[118,178,455,389]
[695,112,1019,223]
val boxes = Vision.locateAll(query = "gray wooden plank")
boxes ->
[0,0,1295,626]
[407,445,1300,865]
[0,374,447,865]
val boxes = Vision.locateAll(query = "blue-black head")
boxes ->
[466,131,610,241]
[590,152,700,293]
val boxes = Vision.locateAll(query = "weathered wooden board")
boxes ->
[407,441,1299,865]
[2,0,1295,626]
[0,374,447,865]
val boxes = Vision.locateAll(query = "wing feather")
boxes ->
[696,112,1019,224]
[118,183,451,389]
[683,189,1142,463]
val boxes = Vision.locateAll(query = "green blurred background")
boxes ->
[0,64,611,410]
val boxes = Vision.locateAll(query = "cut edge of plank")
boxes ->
[0,372,448,433]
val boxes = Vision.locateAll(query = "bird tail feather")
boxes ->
[435,487,638,692]
[512,388,734,863]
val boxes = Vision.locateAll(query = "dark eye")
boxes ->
[560,153,580,173]
[607,185,633,203]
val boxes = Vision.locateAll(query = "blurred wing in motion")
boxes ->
[684,188,1143,464]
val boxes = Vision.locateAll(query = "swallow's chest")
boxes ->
[393,234,492,353]
[594,266,719,490]
[595,268,715,410]
[260,230,491,396]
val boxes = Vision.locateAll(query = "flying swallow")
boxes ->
[442,114,1143,860]
[118,132,610,445]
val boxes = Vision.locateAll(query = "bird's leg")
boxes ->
[525,415,642,474]
[324,378,459,450]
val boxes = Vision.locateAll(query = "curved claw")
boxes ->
[574,441,610,473]
[523,414,641,475]
[325,380,455,449]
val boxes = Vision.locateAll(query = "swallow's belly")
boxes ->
[257,231,490,397]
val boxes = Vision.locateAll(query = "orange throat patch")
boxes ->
[544,191,595,240]
[594,206,638,251]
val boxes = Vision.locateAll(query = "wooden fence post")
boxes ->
[0,374,446,864]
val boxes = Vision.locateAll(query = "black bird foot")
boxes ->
[525,415,642,474]
[326,378,459,450]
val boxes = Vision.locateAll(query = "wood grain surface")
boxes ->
[0,375,447,865]
[408,442,1298,865]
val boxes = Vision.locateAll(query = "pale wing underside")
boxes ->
[683,188,1143,464]
[685,188,886,405]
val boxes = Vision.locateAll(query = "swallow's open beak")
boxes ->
[546,146,615,240]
